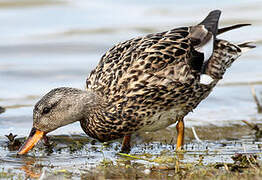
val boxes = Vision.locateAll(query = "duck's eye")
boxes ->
[42,107,51,114]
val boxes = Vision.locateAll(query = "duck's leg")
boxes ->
[176,118,184,150]
[120,135,131,153]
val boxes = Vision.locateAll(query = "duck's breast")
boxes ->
[138,108,184,132]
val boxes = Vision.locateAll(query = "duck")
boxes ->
[18,10,255,155]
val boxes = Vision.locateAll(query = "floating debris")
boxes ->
[42,135,55,154]
[230,153,259,172]
[5,133,22,151]
[232,153,259,167]
[215,153,259,172]
[242,120,262,139]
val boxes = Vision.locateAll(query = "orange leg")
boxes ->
[121,135,131,153]
[176,119,184,151]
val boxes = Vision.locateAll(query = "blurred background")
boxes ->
[0,0,262,137]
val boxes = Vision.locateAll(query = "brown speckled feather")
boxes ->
[83,11,254,141]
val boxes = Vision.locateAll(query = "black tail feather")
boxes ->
[199,10,221,36]
[238,42,256,49]
[218,24,251,35]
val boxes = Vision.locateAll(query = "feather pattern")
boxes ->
[81,10,255,141]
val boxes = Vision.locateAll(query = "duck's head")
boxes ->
[18,87,95,155]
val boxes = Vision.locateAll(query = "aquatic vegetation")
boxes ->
[1,130,262,179]
[242,120,262,139]
[5,133,22,151]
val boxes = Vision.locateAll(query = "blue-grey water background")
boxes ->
[0,0,262,172]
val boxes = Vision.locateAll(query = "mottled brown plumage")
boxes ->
[84,11,253,142]
[18,10,255,155]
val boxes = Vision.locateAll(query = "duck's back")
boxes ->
[84,10,254,139]
[86,27,197,103]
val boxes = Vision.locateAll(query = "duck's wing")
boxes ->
[87,9,253,107]
[86,27,194,99]
[87,10,222,100]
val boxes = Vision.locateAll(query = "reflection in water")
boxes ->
[20,159,42,179]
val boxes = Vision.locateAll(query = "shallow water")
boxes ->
[1,126,262,179]
[0,0,262,178]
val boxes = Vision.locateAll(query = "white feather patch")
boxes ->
[196,35,214,62]
[240,47,252,53]
[200,74,214,85]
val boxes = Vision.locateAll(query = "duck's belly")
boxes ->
[138,108,184,132]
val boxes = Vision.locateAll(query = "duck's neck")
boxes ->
[75,90,107,139]
[80,90,105,110]
[77,90,123,142]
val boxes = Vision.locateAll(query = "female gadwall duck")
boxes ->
[18,10,254,154]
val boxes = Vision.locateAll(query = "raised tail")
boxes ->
[237,41,256,53]
[190,10,221,46]
[189,10,255,85]
[204,40,255,82]
[192,10,256,85]
[218,24,251,35]
[189,10,222,84]
[198,10,221,37]
[217,23,255,53]
[189,10,222,66]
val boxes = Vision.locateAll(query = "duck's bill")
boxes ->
[17,128,44,155]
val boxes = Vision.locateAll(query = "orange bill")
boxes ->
[18,128,44,155]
